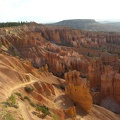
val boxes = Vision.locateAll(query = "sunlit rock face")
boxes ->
[64,70,92,111]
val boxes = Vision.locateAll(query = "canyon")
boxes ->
[0,22,120,120]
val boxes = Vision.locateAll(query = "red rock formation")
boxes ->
[65,83,92,111]
[88,53,120,112]
[65,70,92,111]
[64,70,82,85]
[64,106,76,118]
[88,59,104,89]
[101,66,115,98]
[33,81,55,97]
[114,73,120,104]
[101,66,120,104]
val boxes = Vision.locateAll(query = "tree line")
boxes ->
[0,21,29,28]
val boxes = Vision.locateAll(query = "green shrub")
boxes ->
[29,102,36,107]
[2,112,15,120]
[15,92,22,97]
[52,114,58,120]
[36,104,50,116]
[7,95,16,106]
[20,97,24,101]
[24,96,31,102]
[12,104,19,109]
[2,95,18,109]
[15,92,25,101]
[1,102,9,107]
[24,86,33,93]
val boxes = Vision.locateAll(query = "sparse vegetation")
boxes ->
[15,92,24,101]
[0,104,23,120]
[7,95,16,105]
[15,92,36,108]
[24,86,33,93]
[12,104,19,109]
[20,97,25,101]
[2,95,18,109]
[29,102,36,107]
[52,114,58,120]
[0,111,15,120]
[36,104,50,117]
[15,92,22,97]
[24,96,31,102]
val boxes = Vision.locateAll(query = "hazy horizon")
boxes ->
[0,0,120,23]
[1,19,120,24]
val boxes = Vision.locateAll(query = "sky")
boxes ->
[0,0,120,23]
